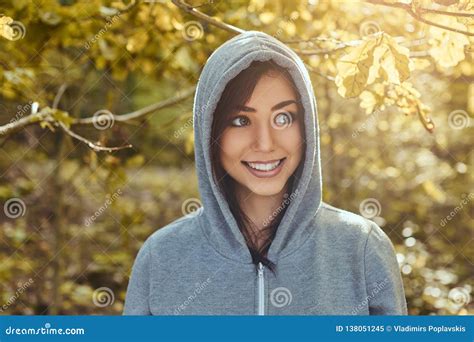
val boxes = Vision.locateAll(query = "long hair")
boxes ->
[210,60,306,273]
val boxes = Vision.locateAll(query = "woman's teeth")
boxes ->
[245,159,283,171]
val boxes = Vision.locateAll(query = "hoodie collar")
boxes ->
[193,31,322,264]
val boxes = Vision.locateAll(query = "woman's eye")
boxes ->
[274,112,293,127]
[231,116,250,127]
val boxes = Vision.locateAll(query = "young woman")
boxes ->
[124,31,407,315]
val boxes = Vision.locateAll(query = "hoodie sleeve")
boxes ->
[123,239,152,315]
[364,222,408,315]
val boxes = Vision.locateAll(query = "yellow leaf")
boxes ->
[336,38,378,97]
[126,30,149,53]
[468,83,474,115]
[429,15,469,68]
[184,131,194,155]
[359,83,387,114]
[0,16,14,40]
[111,66,128,81]
[151,5,173,31]
[401,81,421,98]
[125,154,145,168]
[172,46,198,73]
[359,90,378,114]
[342,33,414,97]
[367,44,388,84]
[384,35,412,82]
[389,82,435,132]
[52,109,74,128]
[413,58,431,70]
[39,120,55,132]
[259,12,275,25]
[422,180,446,203]
[95,55,107,70]
[368,34,412,85]
[39,11,62,25]
[0,16,13,25]
[99,40,118,61]
[280,21,296,36]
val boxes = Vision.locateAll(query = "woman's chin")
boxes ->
[245,182,286,197]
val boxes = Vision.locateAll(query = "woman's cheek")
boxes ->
[228,128,251,147]
[220,130,245,161]
[283,125,303,148]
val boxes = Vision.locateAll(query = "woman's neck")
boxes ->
[236,186,287,235]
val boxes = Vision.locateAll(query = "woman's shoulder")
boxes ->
[142,208,204,251]
[316,201,390,243]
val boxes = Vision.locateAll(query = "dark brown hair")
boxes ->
[210,60,305,273]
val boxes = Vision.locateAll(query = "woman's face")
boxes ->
[219,72,304,197]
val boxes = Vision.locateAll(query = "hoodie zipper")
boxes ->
[257,262,265,315]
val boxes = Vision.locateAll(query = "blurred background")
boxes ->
[0,0,472,315]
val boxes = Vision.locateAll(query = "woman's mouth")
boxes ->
[241,157,286,178]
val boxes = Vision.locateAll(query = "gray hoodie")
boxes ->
[123,31,408,315]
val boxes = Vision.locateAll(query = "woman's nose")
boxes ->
[252,122,275,152]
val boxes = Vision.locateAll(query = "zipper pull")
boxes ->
[257,262,265,315]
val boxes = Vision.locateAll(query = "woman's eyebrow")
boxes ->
[235,100,298,113]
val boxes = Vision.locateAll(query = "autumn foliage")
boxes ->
[0,0,472,315]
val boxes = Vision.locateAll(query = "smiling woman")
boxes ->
[124,31,408,316]
[211,60,306,270]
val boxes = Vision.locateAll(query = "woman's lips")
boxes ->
[241,158,286,178]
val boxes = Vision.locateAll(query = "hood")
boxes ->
[193,31,322,264]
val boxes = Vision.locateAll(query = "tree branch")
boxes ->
[420,7,474,18]
[366,0,474,36]
[171,0,245,35]
[73,86,195,125]
[305,64,336,81]
[293,39,363,55]
[53,84,68,110]
[0,111,50,137]
[58,122,132,152]
[0,86,196,137]
[285,36,347,44]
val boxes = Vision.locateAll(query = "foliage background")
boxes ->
[0,0,472,315]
